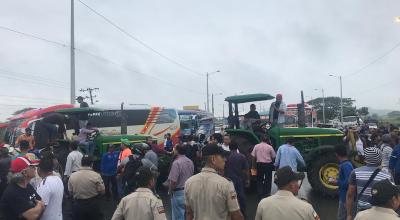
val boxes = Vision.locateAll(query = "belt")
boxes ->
[173,187,184,191]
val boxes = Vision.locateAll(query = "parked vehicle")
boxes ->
[224,93,347,197]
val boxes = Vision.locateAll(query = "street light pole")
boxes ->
[205,70,220,112]
[329,74,343,124]
[70,0,76,104]
[206,72,209,112]
[340,76,343,123]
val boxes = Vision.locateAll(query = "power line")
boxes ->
[0,25,203,95]
[344,41,400,78]
[0,73,68,89]
[0,25,68,48]
[0,94,67,103]
[77,0,204,77]
[0,68,68,86]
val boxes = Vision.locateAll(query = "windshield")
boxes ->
[343,116,357,122]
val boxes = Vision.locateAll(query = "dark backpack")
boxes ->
[123,155,143,194]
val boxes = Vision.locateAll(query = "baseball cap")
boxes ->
[76,96,84,100]
[370,179,400,205]
[202,144,228,157]
[11,156,39,173]
[121,138,131,146]
[274,166,305,188]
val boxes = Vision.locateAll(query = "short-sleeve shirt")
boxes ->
[225,151,249,181]
[354,206,399,220]
[144,150,158,167]
[68,167,105,199]
[36,175,64,220]
[349,165,392,211]
[251,142,276,163]
[0,183,42,220]
[111,188,166,220]
[118,148,132,166]
[255,190,319,220]
[184,167,240,219]
[168,155,194,188]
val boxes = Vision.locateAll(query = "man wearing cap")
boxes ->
[269,94,287,128]
[354,179,400,220]
[112,166,166,220]
[0,156,45,220]
[244,104,260,120]
[16,127,35,150]
[184,143,244,220]
[68,155,105,220]
[346,147,392,220]
[76,96,89,128]
[255,166,320,220]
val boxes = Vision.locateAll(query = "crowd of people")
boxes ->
[0,116,399,220]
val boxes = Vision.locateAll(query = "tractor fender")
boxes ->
[224,129,260,145]
[305,145,335,170]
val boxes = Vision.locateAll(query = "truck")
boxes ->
[224,93,348,197]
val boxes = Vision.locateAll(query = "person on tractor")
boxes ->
[75,123,98,156]
[244,104,260,120]
[269,94,287,128]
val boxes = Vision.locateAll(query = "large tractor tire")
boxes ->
[307,153,339,197]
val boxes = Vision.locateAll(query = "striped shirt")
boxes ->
[349,165,392,211]
[380,144,393,172]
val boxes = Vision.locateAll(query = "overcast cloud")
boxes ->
[0,0,399,120]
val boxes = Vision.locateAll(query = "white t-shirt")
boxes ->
[37,175,64,220]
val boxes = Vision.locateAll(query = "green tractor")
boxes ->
[224,93,347,197]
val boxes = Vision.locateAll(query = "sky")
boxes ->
[0,0,399,120]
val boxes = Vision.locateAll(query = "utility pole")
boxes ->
[80,88,99,104]
[70,0,76,104]
[206,72,209,112]
[222,104,225,118]
[322,88,326,124]
[340,76,343,124]
[211,93,214,115]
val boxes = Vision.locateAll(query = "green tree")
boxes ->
[308,97,356,121]
[357,107,369,116]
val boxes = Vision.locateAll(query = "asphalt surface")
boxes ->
[64,173,338,220]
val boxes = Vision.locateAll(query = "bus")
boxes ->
[178,110,213,135]
[67,105,181,146]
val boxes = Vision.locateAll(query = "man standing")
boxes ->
[225,140,249,218]
[346,147,392,219]
[354,179,400,220]
[251,135,276,199]
[330,144,354,220]
[184,144,244,220]
[100,144,119,201]
[37,158,64,220]
[0,156,45,220]
[221,134,231,152]
[274,138,305,171]
[16,127,34,150]
[76,123,98,156]
[76,96,89,128]
[269,94,286,128]
[255,166,320,220]
[111,167,167,220]
[64,141,83,178]
[68,155,105,220]
[168,144,194,220]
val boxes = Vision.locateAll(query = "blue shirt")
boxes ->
[100,151,119,176]
[389,144,400,174]
[274,144,305,171]
[337,160,353,202]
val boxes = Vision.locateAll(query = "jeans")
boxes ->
[102,175,118,200]
[256,162,274,199]
[231,177,246,219]
[337,200,346,220]
[80,141,95,156]
[171,190,185,220]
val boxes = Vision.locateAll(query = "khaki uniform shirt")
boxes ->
[255,190,320,220]
[68,167,105,199]
[111,188,166,220]
[355,206,400,220]
[184,167,240,220]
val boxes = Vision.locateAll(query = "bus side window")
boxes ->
[157,109,177,124]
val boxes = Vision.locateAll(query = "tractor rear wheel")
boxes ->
[307,153,339,197]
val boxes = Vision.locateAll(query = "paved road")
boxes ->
[64,173,338,220]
